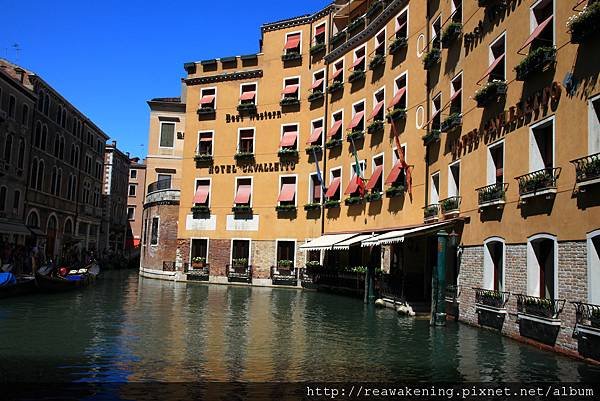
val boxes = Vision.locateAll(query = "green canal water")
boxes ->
[1,270,599,384]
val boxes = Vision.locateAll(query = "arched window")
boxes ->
[37,91,44,111]
[37,161,44,191]
[21,104,29,126]
[0,186,7,212]
[57,169,62,196]
[30,158,38,189]
[53,136,60,157]
[527,234,557,299]
[26,210,40,228]
[43,94,50,116]
[61,109,66,128]
[17,139,25,170]
[56,106,62,124]
[41,125,48,151]
[4,134,12,164]
[64,218,73,235]
[483,237,505,292]
[50,167,57,194]
[59,137,65,159]
[34,122,42,148]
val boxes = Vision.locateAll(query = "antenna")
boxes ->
[12,43,20,63]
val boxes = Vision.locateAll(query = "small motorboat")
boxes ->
[35,262,100,293]
[0,271,37,299]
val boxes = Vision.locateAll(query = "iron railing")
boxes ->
[423,203,440,219]
[162,261,176,272]
[314,269,365,290]
[570,152,600,184]
[147,180,172,194]
[515,294,565,319]
[270,265,297,285]
[572,301,600,329]
[226,263,252,282]
[474,287,510,309]
[440,196,461,214]
[476,182,508,205]
[515,167,561,196]
[184,262,210,276]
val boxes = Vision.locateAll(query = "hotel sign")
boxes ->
[208,161,296,174]
[451,81,562,158]
[225,110,282,123]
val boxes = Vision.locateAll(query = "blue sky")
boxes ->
[1,0,329,159]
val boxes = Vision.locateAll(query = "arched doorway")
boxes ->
[46,215,58,260]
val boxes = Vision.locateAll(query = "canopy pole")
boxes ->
[431,230,448,326]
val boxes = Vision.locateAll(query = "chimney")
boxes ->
[112,140,117,147]
[14,67,25,84]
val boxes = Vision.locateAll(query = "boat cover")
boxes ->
[65,275,84,281]
[0,272,17,287]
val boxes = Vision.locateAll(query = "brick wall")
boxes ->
[140,203,179,270]
[252,240,276,279]
[208,239,230,277]
[457,241,588,356]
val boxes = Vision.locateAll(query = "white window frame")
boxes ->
[230,238,252,265]
[308,172,321,204]
[194,177,212,208]
[587,229,600,304]
[200,86,217,109]
[371,152,385,192]
[487,139,505,185]
[285,30,303,54]
[278,174,298,207]
[332,108,344,140]
[529,115,555,172]
[281,123,299,150]
[489,32,507,82]
[313,22,327,45]
[234,176,253,207]
[333,57,344,82]
[197,130,215,156]
[431,14,442,43]
[450,71,463,113]
[394,71,408,109]
[395,6,409,38]
[282,76,301,99]
[150,216,160,246]
[190,237,210,263]
[312,68,326,93]
[353,45,367,69]
[588,94,600,154]
[158,121,176,149]
[374,27,386,55]
[128,184,137,197]
[127,206,135,221]
[530,0,555,47]
[329,167,342,201]
[430,171,440,204]
[311,117,325,147]
[275,239,297,269]
[350,159,366,179]
[448,160,460,198]
[352,99,366,130]
[239,82,258,104]
[237,127,256,154]
[392,143,408,165]
[526,233,558,298]
[483,237,506,291]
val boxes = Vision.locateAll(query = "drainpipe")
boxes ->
[424,1,431,211]
[320,8,334,237]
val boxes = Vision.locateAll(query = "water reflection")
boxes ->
[0,270,599,384]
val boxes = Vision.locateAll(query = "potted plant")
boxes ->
[304,202,321,211]
[590,308,600,328]
[237,103,257,113]
[422,48,441,70]
[581,156,600,181]
[277,259,293,269]
[474,80,507,107]
[197,106,215,115]
[305,144,323,155]
[440,113,462,133]
[346,129,364,141]
[422,130,441,145]
[275,204,297,213]
[232,204,252,213]
[191,256,206,269]
[232,258,248,268]
[280,97,300,107]
[567,2,600,44]
[327,81,344,94]
[514,46,556,81]
[368,120,384,133]
[278,148,299,158]
[424,204,439,219]
[282,52,302,62]
[348,69,366,83]
[191,205,210,216]
[347,17,365,33]
[441,22,462,48]
[366,1,384,20]
[194,153,213,163]
[365,191,383,202]
[324,199,341,209]
[308,90,324,102]
[234,151,254,161]
[310,42,326,55]
[369,54,385,70]
[386,185,405,198]
[386,108,406,122]
[344,195,363,206]
[325,138,343,149]
[389,36,408,53]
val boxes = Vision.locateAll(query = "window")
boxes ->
[234,178,252,206]
[159,122,175,148]
[191,239,209,263]
[276,240,296,269]
[348,101,365,134]
[43,93,49,116]
[95,162,103,180]
[450,73,462,115]
[431,15,442,49]
[481,34,506,83]
[59,137,65,160]
[483,238,505,292]
[53,136,60,157]
[157,174,172,189]
[281,77,300,101]
[347,159,366,194]
[129,184,137,196]
[199,87,216,111]
[430,93,442,132]
[530,117,554,171]
[56,105,62,125]
[394,7,409,40]
[367,154,384,193]
[332,59,344,84]
[374,28,386,57]
[127,207,135,220]
[197,131,213,156]
[150,217,159,245]
[17,139,25,170]
[448,161,460,197]
[430,172,440,204]
[13,190,20,214]
[130,169,137,179]
[239,83,257,105]
[352,46,366,72]
[528,0,554,51]
[311,70,325,94]
[194,179,211,207]
[278,176,297,207]
[41,125,47,151]
[328,110,343,142]
[142,218,148,246]
[34,122,41,148]
[325,168,342,201]
[309,173,322,204]
[85,155,92,174]
[389,144,408,183]
[50,167,58,195]
[313,23,326,46]
[451,0,462,23]
[527,234,557,299]
[588,231,600,304]
[284,31,302,56]
[0,187,6,212]
[307,118,324,147]
[488,141,504,185]
[36,161,44,191]
[389,73,407,111]
[30,159,38,190]
[280,124,298,151]
[370,88,385,123]
[8,95,16,119]
[3,135,12,164]
[21,104,29,126]
[231,239,250,264]
[238,128,255,154]
[589,95,600,154]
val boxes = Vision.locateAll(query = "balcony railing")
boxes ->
[515,294,565,320]
[270,265,298,286]
[474,288,510,309]
[162,261,176,272]
[423,204,440,221]
[477,182,508,207]
[314,269,365,291]
[440,196,461,215]
[570,152,600,186]
[445,284,460,302]
[572,301,600,329]
[147,180,171,194]
[227,263,252,283]
[515,167,561,197]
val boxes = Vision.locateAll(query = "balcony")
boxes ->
[516,294,565,320]
[474,288,510,310]
[570,152,600,190]
[147,179,172,194]
[440,196,461,217]
[389,37,408,54]
[568,2,600,44]
[423,204,439,222]
[194,153,213,165]
[445,285,460,303]
[516,294,566,345]
[227,262,252,283]
[365,0,384,21]
[145,180,180,206]
[572,301,600,361]
[515,46,556,81]
[477,183,508,210]
[184,262,210,282]
[422,48,441,70]
[271,263,298,286]
[515,167,561,201]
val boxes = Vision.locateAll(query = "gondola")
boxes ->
[0,272,37,299]
[35,262,100,293]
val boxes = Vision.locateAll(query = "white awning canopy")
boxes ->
[332,234,376,250]
[299,233,358,251]
[362,222,449,247]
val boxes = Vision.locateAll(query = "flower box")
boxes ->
[194,154,213,164]
[389,37,408,53]
[386,108,406,123]
[310,42,326,55]
[327,81,344,94]
[232,258,248,269]
[477,183,507,206]
[278,148,299,158]
[305,261,321,269]
[514,46,556,81]
[232,205,252,214]
[277,260,294,269]
[303,203,321,211]
[348,69,366,83]
[517,168,559,196]
[305,145,323,155]
[440,113,462,133]
[282,52,302,62]
[369,54,385,70]
[422,130,441,145]
[275,204,297,213]
[344,196,363,206]
[308,90,324,103]
[346,130,364,141]
[324,200,340,209]
[368,120,384,134]
[440,197,461,214]
[568,2,600,44]
[473,80,507,107]
[234,152,254,161]
[441,23,462,48]
[191,257,206,269]
[347,17,365,33]
[331,31,347,46]
[385,185,404,198]
[280,97,300,107]
[197,107,215,115]
[237,103,257,113]
[325,138,342,149]
[365,192,383,202]
[422,48,441,70]
[423,204,440,219]
[365,1,384,21]
[191,205,210,216]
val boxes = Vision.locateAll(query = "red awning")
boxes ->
[344,175,362,195]
[281,85,299,95]
[199,135,212,142]
[280,131,298,147]
[331,67,343,80]
[476,54,505,84]
[387,87,406,108]
[193,185,209,204]
[347,111,365,130]
[277,183,296,202]
[351,56,365,70]
[234,185,251,204]
[239,91,256,101]
[311,78,324,90]
[315,25,326,36]
[199,95,215,105]
[395,21,407,33]
[307,127,323,144]
[385,161,403,184]
[450,88,462,102]
[369,101,385,120]
[285,34,301,49]
[518,15,553,52]
[366,165,383,190]
[240,130,254,139]
[325,177,341,198]
[327,120,343,138]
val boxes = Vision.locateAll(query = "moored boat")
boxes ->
[0,272,37,299]
[35,262,100,293]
